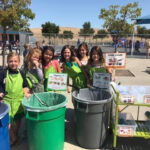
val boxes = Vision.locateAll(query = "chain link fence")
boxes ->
[1,33,150,57]
[28,33,150,57]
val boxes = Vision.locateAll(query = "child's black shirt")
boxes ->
[0,68,28,93]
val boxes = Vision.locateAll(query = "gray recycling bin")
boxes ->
[72,88,112,149]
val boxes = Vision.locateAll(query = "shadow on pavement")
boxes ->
[11,118,29,150]
[65,108,77,146]
[113,137,150,150]
[10,109,150,150]
[65,108,150,150]
[91,133,150,150]
[126,52,147,56]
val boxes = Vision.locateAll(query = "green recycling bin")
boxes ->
[22,92,68,150]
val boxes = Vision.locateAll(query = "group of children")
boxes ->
[0,42,113,146]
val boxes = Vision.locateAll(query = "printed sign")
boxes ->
[47,73,67,91]
[120,95,135,104]
[118,126,133,137]
[93,72,110,88]
[104,53,126,68]
[143,95,150,104]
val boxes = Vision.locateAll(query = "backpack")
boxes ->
[27,72,44,93]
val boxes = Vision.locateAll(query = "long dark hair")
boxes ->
[61,45,74,62]
[77,42,89,60]
[89,46,104,63]
[42,46,55,66]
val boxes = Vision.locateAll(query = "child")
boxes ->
[61,45,86,92]
[0,52,29,145]
[42,46,61,91]
[22,43,30,72]
[23,43,30,59]
[77,42,89,66]
[26,48,44,93]
[35,41,43,51]
[86,46,112,86]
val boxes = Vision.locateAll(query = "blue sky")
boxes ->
[29,0,150,29]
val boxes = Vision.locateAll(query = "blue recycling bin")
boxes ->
[0,103,10,150]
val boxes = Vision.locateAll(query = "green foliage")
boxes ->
[0,0,35,67]
[20,27,33,35]
[59,30,73,39]
[79,22,95,37]
[137,26,150,39]
[94,29,108,39]
[99,2,141,36]
[41,21,59,37]
[0,0,35,31]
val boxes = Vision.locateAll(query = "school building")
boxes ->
[0,28,19,42]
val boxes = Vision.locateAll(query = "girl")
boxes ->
[26,48,44,93]
[87,46,112,85]
[77,42,89,66]
[42,46,61,91]
[0,52,29,145]
[61,45,86,92]
[23,43,30,58]
[22,43,30,73]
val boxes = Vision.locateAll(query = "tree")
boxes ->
[79,22,95,39]
[59,30,73,39]
[99,2,141,51]
[41,21,59,38]
[99,2,141,35]
[0,0,35,67]
[137,26,150,40]
[94,29,108,42]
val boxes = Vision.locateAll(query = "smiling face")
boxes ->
[92,51,100,62]
[31,52,40,64]
[43,50,54,64]
[79,46,87,58]
[63,48,71,61]
[8,56,20,70]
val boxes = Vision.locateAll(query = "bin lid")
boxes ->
[22,92,68,112]
[72,88,112,104]
[0,103,9,119]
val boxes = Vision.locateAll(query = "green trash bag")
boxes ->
[22,92,68,150]
[22,92,68,112]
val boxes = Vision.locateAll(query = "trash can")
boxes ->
[22,92,68,150]
[72,88,112,149]
[0,103,10,150]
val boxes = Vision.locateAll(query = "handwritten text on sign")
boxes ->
[47,73,67,91]
[93,73,110,88]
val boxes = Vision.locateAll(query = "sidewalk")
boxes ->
[3,55,150,150]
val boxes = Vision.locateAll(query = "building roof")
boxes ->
[136,15,150,24]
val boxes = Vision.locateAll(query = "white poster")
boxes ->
[47,73,67,91]
[105,53,126,68]
[93,72,110,88]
